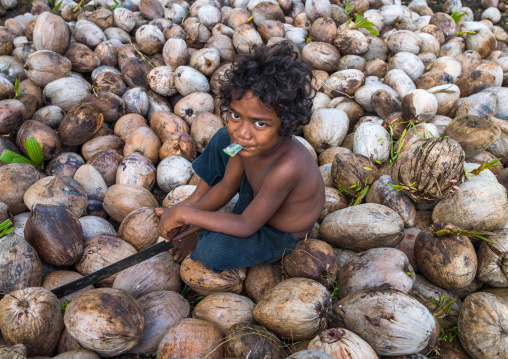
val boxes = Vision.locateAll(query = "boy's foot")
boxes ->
[169,236,198,263]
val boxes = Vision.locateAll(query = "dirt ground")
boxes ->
[1,0,506,28]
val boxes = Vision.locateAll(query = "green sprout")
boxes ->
[110,0,124,9]
[375,159,382,165]
[469,158,502,176]
[0,219,13,238]
[330,281,339,297]
[305,37,312,44]
[440,326,459,343]
[435,228,495,243]
[344,0,353,14]
[455,30,476,36]
[52,0,63,11]
[430,295,457,316]
[60,300,70,315]
[179,284,191,297]
[0,137,44,168]
[73,0,92,12]
[14,78,26,99]
[346,12,379,36]
[450,10,466,23]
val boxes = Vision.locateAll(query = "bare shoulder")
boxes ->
[269,137,319,181]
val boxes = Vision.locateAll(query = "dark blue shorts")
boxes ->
[189,127,299,273]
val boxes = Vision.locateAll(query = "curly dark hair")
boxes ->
[219,41,315,137]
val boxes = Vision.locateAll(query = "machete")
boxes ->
[51,226,203,298]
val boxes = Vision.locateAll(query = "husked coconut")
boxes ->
[162,185,196,207]
[136,25,164,55]
[121,57,151,90]
[117,207,159,251]
[79,215,117,240]
[191,112,224,152]
[301,42,341,72]
[157,318,223,359]
[150,111,189,143]
[159,132,198,162]
[224,322,284,359]
[33,12,70,54]
[33,105,65,129]
[25,50,72,87]
[180,256,247,295]
[333,289,437,356]
[75,236,137,286]
[148,66,177,97]
[157,155,193,192]
[445,115,501,157]
[114,113,147,142]
[319,186,347,219]
[331,152,380,198]
[0,233,41,295]
[42,271,94,305]
[253,277,331,341]
[174,92,214,126]
[354,83,399,113]
[81,135,124,161]
[43,77,91,112]
[455,70,496,98]
[371,89,401,120]
[353,122,390,163]
[415,222,477,290]
[87,92,125,124]
[123,127,161,164]
[73,164,108,217]
[0,99,25,134]
[64,43,101,73]
[303,108,349,154]
[244,262,283,303]
[103,184,158,222]
[320,203,404,251]
[116,153,156,191]
[87,149,124,187]
[0,287,63,357]
[458,293,508,358]
[233,24,263,54]
[94,41,118,67]
[46,152,85,179]
[175,66,210,96]
[307,328,378,359]
[401,89,438,122]
[113,252,181,297]
[93,71,126,96]
[64,288,144,357]
[16,120,60,161]
[24,176,88,218]
[476,229,508,287]
[193,293,255,335]
[129,291,190,355]
[74,20,106,49]
[163,38,188,68]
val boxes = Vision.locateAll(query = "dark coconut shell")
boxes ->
[0,287,63,357]
[382,112,407,140]
[159,132,197,162]
[94,41,118,68]
[282,238,338,287]
[63,288,144,357]
[414,222,477,290]
[0,99,24,134]
[117,206,159,251]
[244,262,283,303]
[395,227,421,272]
[93,72,126,96]
[64,42,101,73]
[455,70,496,98]
[121,57,151,90]
[157,318,223,359]
[16,120,61,161]
[113,252,181,298]
[81,135,124,161]
[224,323,285,359]
[75,236,137,286]
[0,233,41,295]
[445,116,501,157]
[87,92,125,123]
[58,102,104,146]
[414,70,454,90]
[24,204,83,266]
[86,149,123,187]
[42,270,94,304]
[338,247,415,299]
[391,137,465,203]
[331,152,380,197]
[333,289,437,356]
[371,89,401,120]
[129,291,190,355]
[115,152,156,191]
[458,292,508,358]
[0,163,43,215]
[46,152,85,178]
[365,175,416,228]
[408,274,462,330]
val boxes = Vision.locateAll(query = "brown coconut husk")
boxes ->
[224,323,286,359]
[243,262,283,303]
[331,152,380,199]
[445,116,501,157]
[391,137,465,203]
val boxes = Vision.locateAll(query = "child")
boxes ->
[155,41,325,273]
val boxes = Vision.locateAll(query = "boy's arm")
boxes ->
[159,161,297,238]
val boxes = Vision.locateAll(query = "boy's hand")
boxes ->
[154,207,187,243]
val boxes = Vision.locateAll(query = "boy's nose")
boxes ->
[236,121,252,140]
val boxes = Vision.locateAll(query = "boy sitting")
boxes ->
[155,41,325,273]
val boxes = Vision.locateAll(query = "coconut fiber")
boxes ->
[190,127,299,273]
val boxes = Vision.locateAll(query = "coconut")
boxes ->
[72,164,108,217]
[476,229,508,287]
[113,252,181,298]
[24,204,83,266]
[24,176,88,218]
[371,89,401,120]
[0,344,27,359]
[338,247,415,299]
[253,277,331,341]
[175,66,211,96]
[46,153,84,178]
[120,57,151,90]
[33,105,65,129]
[353,122,391,163]
[16,120,60,162]
[409,274,462,330]
[320,203,404,251]
[307,328,378,359]
[25,50,72,87]
[162,185,196,207]
[43,78,91,112]
[0,99,24,134]
[157,318,223,359]
[94,41,117,68]
[116,153,156,191]
[415,222,477,290]
[391,137,465,203]
[52,349,100,358]
[157,156,193,192]
[87,93,125,124]
[0,164,42,215]
[64,288,144,357]
[123,127,161,164]
[64,43,101,73]
[148,67,177,97]
[432,179,508,230]
[282,238,338,287]
[117,207,159,251]
[193,293,255,335]
[394,228,420,272]
[223,323,284,358]
[32,12,70,54]
[400,89,438,123]
[129,291,190,355]
[243,262,283,303]
[458,292,508,358]
[288,351,334,359]
[0,76,15,101]
[79,215,117,241]
[331,152,380,198]
[0,233,41,295]
[42,271,94,305]
[93,71,126,96]
[75,236,137,286]
[445,116,501,157]
[159,132,198,162]
[162,38,188,68]
[81,135,123,162]
[180,256,246,295]
[301,42,341,73]
[303,108,349,154]
[150,111,190,143]
[87,149,124,187]
[319,186,347,219]
[333,289,437,356]
[74,20,106,49]
[174,92,214,126]
[114,114,147,142]
[58,102,103,146]
[191,112,224,152]
[103,184,158,223]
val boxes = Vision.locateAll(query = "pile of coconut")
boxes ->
[1,0,508,357]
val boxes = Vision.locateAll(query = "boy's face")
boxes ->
[226,91,283,158]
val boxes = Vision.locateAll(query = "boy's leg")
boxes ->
[189,226,300,274]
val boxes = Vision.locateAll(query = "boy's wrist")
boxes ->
[178,205,192,226]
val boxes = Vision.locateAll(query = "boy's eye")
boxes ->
[230,112,240,120]
[255,121,266,128]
